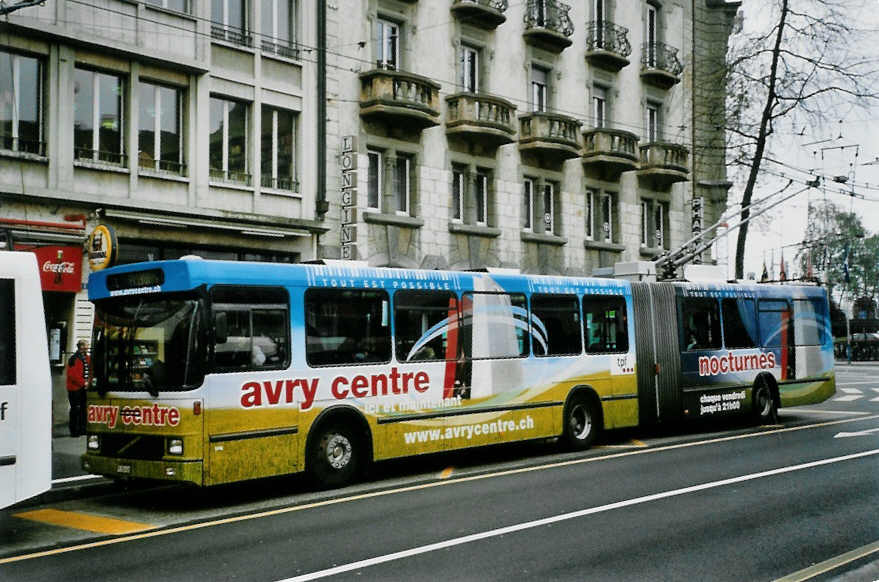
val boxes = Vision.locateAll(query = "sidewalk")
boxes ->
[51,424,89,482]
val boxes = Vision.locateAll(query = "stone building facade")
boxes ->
[320,0,740,275]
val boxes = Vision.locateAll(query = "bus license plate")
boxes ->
[117,464,131,474]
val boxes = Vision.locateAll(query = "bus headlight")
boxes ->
[87,434,100,451]
[167,438,184,456]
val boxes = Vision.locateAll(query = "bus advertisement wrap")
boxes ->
[81,260,835,488]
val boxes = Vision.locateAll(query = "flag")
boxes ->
[760,261,768,283]
[843,245,850,284]
[779,250,787,282]
[806,250,814,281]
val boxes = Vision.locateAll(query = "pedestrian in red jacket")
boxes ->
[66,339,90,436]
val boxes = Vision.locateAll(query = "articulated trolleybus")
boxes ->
[82,259,835,488]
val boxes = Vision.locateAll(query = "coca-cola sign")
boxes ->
[29,246,83,292]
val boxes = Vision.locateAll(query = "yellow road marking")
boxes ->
[439,467,454,479]
[2,413,877,566]
[13,509,155,535]
[630,439,647,447]
[774,539,879,581]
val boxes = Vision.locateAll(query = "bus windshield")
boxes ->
[91,295,206,394]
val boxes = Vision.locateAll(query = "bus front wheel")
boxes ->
[308,423,361,488]
[563,395,600,451]
[752,377,777,425]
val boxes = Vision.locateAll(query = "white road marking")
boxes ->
[834,427,879,438]
[835,387,864,402]
[783,408,868,416]
[277,449,879,582]
[774,538,879,581]
[836,382,879,386]
[51,474,102,485]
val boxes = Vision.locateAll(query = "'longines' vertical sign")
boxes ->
[340,136,358,260]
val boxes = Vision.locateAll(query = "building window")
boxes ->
[209,96,249,185]
[531,66,548,112]
[461,45,479,93]
[375,18,399,70]
[640,200,649,246]
[138,82,183,174]
[654,201,667,249]
[592,86,607,128]
[145,0,188,13]
[452,168,465,222]
[523,178,534,231]
[646,3,658,66]
[367,149,381,209]
[542,182,555,234]
[585,190,595,240]
[211,0,250,46]
[475,171,489,225]
[261,106,296,191]
[0,50,42,155]
[74,68,124,165]
[394,155,412,215]
[600,192,615,243]
[646,102,660,142]
[261,0,297,58]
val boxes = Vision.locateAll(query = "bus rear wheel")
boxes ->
[752,377,777,425]
[562,395,599,451]
[308,422,361,489]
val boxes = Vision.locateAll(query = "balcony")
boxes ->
[522,0,574,53]
[637,142,689,187]
[640,42,683,89]
[450,0,507,29]
[581,128,638,179]
[584,21,631,72]
[518,112,581,161]
[446,93,517,148]
[359,69,441,131]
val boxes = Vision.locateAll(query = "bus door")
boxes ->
[630,282,681,424]
[206,286,297,485]
[758,299,795,381]
[0,252,51,508]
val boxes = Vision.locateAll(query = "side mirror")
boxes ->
[214,312,228,344]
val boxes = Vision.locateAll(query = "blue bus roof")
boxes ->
[87,259,826,302]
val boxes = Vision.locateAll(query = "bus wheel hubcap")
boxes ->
[571,405,591,439]
[326,434,352,469]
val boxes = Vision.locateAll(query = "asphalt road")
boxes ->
[2,363,878,581]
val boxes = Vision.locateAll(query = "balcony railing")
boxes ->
[360,68,441,131]
[446,93,517,147]
[74,148,127,167]
[139,156,187,176]
[582,128,639,178]
[210,168,252,186]
[584,21,631,72]
[261,175,299,192]
[211,24,253,48]
[523,0,574,52]
[450,0,508,29]
[638,142,689,186]
[261,39,300,60]
[640,42,683,88]
[519,111,581,160]
[0,135,46,156]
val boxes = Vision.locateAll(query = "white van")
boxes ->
[0,251,51,508]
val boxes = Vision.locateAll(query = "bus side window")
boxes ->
[459,292,529,359]
[583,294,628,354]
[793,298,824,346]
[393,290,457,362]
[680,298,721,351]
[531,294,581,357]
[721,298,757,349]
[0,279,14,385]
[305,288,391,366]
[211,286,290,372]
